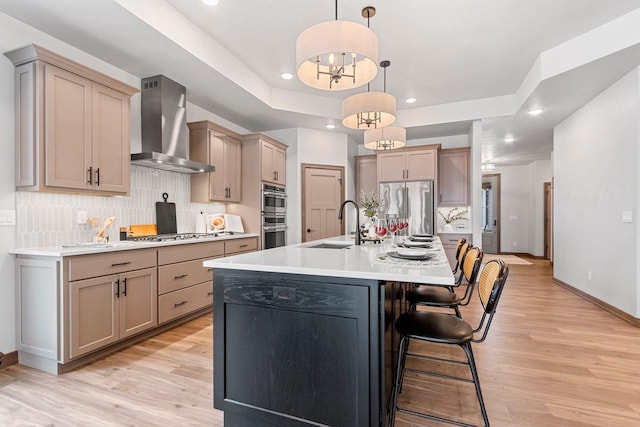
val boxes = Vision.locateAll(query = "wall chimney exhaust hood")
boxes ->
[131,75,215,174]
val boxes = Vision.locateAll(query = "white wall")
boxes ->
[529,160,552,256]
[554,67,639,317]
[491,164,533,254]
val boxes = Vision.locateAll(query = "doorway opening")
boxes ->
[301,164,345,243]
[481,174,501,254]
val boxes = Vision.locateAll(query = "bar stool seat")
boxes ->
[396,311,473,344]
[406,286,458,306]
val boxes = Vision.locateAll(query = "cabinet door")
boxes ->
[260,141,275,183]
[120,267,157,339]
[377,152,405,182]
[406,149,436,181]
[44,64,92,190]
[208,131,227,201]
[273,146,286,185]
[225,137,242,201]
[69,274,119,358]
[439,149,469,206]
[356,156,377,199]
[92,84,130,193]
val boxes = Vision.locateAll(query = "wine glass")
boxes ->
[374,219,388,242]
[387,218,399,246]
[396,218,407,243]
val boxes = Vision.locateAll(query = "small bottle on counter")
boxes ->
[119,227,127,241]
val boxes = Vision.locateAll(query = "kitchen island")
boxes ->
[204,235,454,427]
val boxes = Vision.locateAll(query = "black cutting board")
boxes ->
[156,192,177,235]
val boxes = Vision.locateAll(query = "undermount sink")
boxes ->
[306,241,354,249]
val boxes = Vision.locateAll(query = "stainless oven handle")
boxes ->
[262,191,288,198]
[263,226,288,231]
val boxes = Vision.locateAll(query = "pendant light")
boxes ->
[342,60,396,130]
[296,3,378,91]
[364,126,406,151]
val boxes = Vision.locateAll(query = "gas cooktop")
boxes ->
[127,232,238,242]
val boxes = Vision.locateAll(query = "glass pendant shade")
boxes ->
[342,91,396,129]
[296,20,378,91]
[364,126,406,151]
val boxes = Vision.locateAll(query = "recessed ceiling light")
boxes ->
[528,108,543,116]
[281,72,294,80]
[202,0,219,5]
[503,136,515,143]
[405,97,417,104]
[325,124,336,129]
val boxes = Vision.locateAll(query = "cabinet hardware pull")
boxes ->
[95,168,100,186]
[306,228,316,233]
[122,278,127,296]
[115,278,120,298]
[111,262,131,267]
[439,194,442,202]
[239,244,248,248]
[174,274,188,279]
[174,301,188,307]
[87,167,93,185]
[207,268,214,272]
[207,292,214,296]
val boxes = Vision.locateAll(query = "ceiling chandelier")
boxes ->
[342,59,396,129]
[296,3,378,91]
[364,126,406,151]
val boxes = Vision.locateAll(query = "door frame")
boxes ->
[481,173,501,253]
[544,181,552,261]
[301,163,345,242]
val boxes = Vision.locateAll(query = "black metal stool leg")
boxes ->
[390,336,409,427]
[397,336,410,394]
[460,343,490,427]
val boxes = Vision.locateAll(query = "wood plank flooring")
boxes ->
[1,259,640,426]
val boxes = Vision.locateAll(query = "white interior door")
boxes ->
[302,165,344,242]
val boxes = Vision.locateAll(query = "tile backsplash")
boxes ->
[16,166,225,248]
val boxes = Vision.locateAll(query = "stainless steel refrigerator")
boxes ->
[379,181,435,235]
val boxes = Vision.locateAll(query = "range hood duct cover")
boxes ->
[131,75,214,174]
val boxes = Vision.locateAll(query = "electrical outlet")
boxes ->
[587,271,593,282]
[77,210,88,225]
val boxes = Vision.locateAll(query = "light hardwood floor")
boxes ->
[1,259,639,426]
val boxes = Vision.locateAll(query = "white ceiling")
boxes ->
[2,0,640,165]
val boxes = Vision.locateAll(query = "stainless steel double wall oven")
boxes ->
[262,183,287,249]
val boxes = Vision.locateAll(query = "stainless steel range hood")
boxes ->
[131,75,214,174]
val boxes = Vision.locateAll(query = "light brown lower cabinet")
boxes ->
[14,237,259,375]
[440,233,472,269]
[69,267,157,358]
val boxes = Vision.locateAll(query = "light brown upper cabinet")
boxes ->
[439,148,470,206]
[188,121,242,203]
[5,44,138,195]
[355,155,377,198]
[377,147,437,182]
[260,138,287,185]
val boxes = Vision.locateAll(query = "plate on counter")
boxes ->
[400,240,432,248]
[387,250,435,261]
[409,236,435,242]
[412,233,434,238]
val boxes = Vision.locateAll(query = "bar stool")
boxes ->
[390,259,509,427]
[406,246,484,317]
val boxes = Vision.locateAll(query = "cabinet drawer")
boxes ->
[440,234,472,247]
[68,249,156,281]
[158,241,224,265]
[158,258,215,295]
[225,237,258,255]
[158,281,213,324]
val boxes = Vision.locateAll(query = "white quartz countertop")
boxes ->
[10,233,259,257]
[204,235,454,286]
